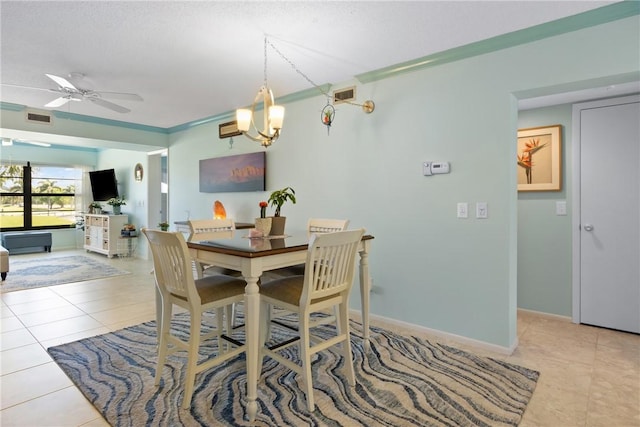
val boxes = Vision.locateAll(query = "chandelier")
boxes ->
[235,37,284,147]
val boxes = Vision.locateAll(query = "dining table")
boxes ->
[185,229,374,423]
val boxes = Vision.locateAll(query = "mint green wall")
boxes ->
[518,105,573,316]
[97,149,150,259]
[166,16,639,348]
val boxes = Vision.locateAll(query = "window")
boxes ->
[0,162,83,231]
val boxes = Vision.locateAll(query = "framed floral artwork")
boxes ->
[517,124,562,192]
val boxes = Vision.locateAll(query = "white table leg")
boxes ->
[244,275,260,423]
[359,244,371,351]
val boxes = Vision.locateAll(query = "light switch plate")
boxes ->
[476,202,488,219]
[457,202,468,218]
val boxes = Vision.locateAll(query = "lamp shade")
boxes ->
[268,105,285,130]
[236,109,252,132]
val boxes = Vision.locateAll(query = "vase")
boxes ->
[113,205,121,215]
[254,217,272,236]
[269,216,286,236]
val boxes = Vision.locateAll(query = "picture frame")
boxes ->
[517,124,562,192]
[199,152,266,193]
[134,163,143,182]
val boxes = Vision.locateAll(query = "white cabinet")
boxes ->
[84,214,128,258]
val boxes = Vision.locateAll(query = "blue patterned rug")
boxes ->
[48,312,539,426]
[1,255,130,293]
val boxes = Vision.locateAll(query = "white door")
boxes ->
[577,95,639,333]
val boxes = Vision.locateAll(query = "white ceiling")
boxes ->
[0,1,620,130]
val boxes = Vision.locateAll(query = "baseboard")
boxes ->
[517,307,572,322]
[349,309,518,356]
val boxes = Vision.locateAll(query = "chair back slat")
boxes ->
[187,218,235,241]
[301,229,364,305]
[143,228,200,304]
[307,218,350,234]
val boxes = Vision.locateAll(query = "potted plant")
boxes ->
[88,202,102,214]
[254,201,272,236]
[106,197,126,215]
[158,221,170,231]
[267,187,296,235]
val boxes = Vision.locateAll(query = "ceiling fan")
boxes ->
[3,73,143,113]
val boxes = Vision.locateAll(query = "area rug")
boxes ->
[1,255,130,293]
[48,312,539,427]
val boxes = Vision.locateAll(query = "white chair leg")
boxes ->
[155,301,172,386]
[230,302,237,329]
[193,261,204,279]
[339,302,355,386]
[225,304,233,336]
[182,310,202,409]
[334,305,342,349]
[299,314,315,411]
[257,301,271,376]
[216,307,227,353]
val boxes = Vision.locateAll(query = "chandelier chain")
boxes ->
[263,37,268,86]
[266,40,329,100]
[266,39,367,108]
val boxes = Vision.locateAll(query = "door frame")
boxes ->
[571,94,640,324]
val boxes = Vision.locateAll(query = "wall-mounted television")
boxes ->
[89,168,119,201]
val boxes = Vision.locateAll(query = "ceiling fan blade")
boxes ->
[97,92,143,102]
[88,97,130,113]
[13,139,51,147]
[45,97,71,107]
[1,83,52,92]
[45,73,77,90]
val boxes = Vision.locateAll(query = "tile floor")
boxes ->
[1,250,639,426]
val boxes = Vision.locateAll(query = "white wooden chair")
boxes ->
[258,228,365,411]
[265,218,350,278]
[187,218,238,278]
[307,218,350,234]
[142,228,246,409]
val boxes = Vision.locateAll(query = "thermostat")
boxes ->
[423,161,450,176]
[430,162,450,174]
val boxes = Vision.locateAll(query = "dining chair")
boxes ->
[142,228,247,409]
[261,218,351,336]
[187,218,237,278]
[265,218,350,278]
[258,228,365,411]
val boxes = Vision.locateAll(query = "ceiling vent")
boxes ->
[333,86,356,104]
[25,110,53,125]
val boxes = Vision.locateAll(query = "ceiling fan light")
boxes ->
[236,109,252,132]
